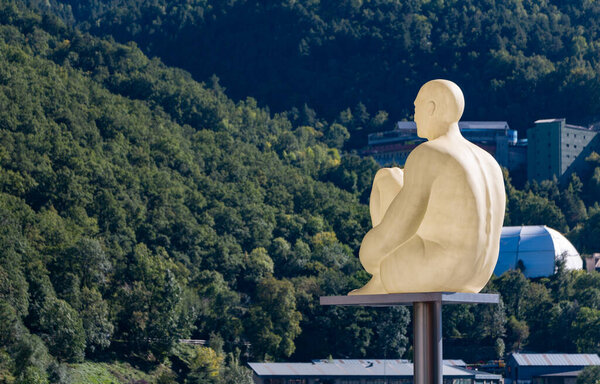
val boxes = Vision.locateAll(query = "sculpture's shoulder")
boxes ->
[407,140,449,163]
[428,136,501,170]
[408,138,467,170]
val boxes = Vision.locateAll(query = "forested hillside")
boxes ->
[35,0,600,147]
[1,1,600,383]
[0,3,410,382]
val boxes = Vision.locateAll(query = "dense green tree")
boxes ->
[220,351,254,384]
[506,190,567,231]
[115,244,186,357]
[370,307,410,358]
[172,344,223,384]
[570,209,600,254]
[506,316,530,352]
[546,301,580,353]
[474,298,507,342]
[495,271,529,319]
[193,271,242,347]
[573,307,600,354]
[79,287,113,353]
[38,297,85,362]
[521,283,554,350]
[247,277,301,360]
[577,365,600,384]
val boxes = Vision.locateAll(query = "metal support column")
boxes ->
[413,301,442,384]
[320,292,499,384]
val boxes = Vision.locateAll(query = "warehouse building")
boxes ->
[494,226,582,278]
[505,353,600,384]
[248,359,501,384]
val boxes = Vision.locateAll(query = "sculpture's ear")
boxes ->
[427,100,435,116]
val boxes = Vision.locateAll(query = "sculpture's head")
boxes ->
[414,79,465,140]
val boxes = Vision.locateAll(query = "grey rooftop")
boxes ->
[511,353,600,366]
[320,292,499,306]
[248,360,474,378]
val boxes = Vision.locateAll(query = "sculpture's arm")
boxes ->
[360,147,433,259]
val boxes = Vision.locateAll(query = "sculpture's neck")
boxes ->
[428,122,461,140]
[446,122,461,138]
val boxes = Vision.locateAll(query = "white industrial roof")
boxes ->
[512,353,600,366]
[494,226,582,278]
[535,118,565,123]
[533,118,590,130]
[248,360,473,377]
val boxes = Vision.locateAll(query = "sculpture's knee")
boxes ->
[370,167,404,227]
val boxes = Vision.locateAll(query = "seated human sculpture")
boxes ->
[350,80,506,295]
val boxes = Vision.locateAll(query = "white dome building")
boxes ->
[493,225,583,278]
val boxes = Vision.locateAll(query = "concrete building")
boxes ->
[505,353,600,384]
[365,121,522,172]
[527,119,598,182]
[248,359,501,384]
[494,226,582,278]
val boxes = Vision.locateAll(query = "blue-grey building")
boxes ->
[505,353,600,384]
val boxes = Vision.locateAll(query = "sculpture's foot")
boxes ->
[348,274,387,295]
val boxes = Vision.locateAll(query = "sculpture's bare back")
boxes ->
[350,80,506,295]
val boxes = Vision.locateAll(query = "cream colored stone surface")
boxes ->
[350,80,506,295]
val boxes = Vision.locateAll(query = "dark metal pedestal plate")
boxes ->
[321,292,499,384]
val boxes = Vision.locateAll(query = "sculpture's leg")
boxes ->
[348,273,386,295]
[370,168,403,227]
[380,236,454,293]
[350,168,404,296]
[379,235,426,292]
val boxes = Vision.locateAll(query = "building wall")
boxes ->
[507,363,589,383]
[527,120,562,182]
[527,119,598,182]
[560,127,596,174]
[561,127,598,179]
